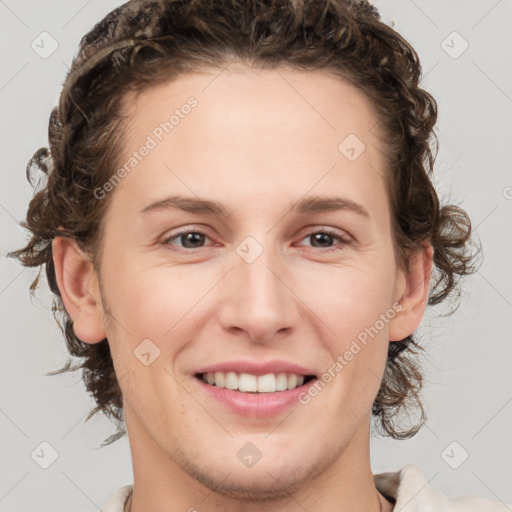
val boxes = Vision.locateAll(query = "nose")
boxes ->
[217,243,300,345]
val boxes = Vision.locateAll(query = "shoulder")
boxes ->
[374,463,509,512]
[101,484,133,512]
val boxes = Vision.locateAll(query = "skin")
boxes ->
[52,66,433,512]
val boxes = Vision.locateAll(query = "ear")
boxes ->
[52,235,106,344]
[389,243,434,342]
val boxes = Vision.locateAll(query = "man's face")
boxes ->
[95,67,405,497]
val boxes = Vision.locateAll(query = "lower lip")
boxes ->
[194,377,318,418]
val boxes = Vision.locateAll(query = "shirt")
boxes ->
[100,463,509,511]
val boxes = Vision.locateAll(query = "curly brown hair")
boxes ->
[9,0,478,445]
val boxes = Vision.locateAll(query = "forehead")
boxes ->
[123,66,382,144]
[111,67,389,222]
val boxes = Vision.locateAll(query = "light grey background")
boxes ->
[1,0,511,510]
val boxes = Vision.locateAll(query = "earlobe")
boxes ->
[389,243,434,342]
[52,235,107,344]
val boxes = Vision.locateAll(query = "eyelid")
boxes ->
[300,226,352,241]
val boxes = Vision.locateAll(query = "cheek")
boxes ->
[102,264,196,408]
[304,260,396,397]
[299,259,397,339]
[104,252,207,337]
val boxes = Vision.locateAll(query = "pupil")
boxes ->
[312,233,333,248]
[183,232,204,248]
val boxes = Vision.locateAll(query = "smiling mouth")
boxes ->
[195,372,316,393]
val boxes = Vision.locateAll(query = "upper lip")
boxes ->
[194,360,318,377]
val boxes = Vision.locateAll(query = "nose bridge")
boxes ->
[219,237,298,342]
[242,246,283,303]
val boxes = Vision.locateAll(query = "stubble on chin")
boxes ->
[170,441,337,502]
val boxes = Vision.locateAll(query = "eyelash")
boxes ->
[162,227,351,253]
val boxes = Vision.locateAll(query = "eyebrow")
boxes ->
[290,195,369,218]
[139,195,235,217]
[139,194,369,218]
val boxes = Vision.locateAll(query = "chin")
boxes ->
[183,459,318,500]
[172,440,334,501]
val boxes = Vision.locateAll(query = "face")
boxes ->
[70,67,414,498]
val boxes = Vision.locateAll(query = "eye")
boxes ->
[296,228,351,252]
[162,227,351,253]
[162,229,215,251]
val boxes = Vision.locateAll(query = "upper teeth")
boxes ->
[201,372,306,393]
